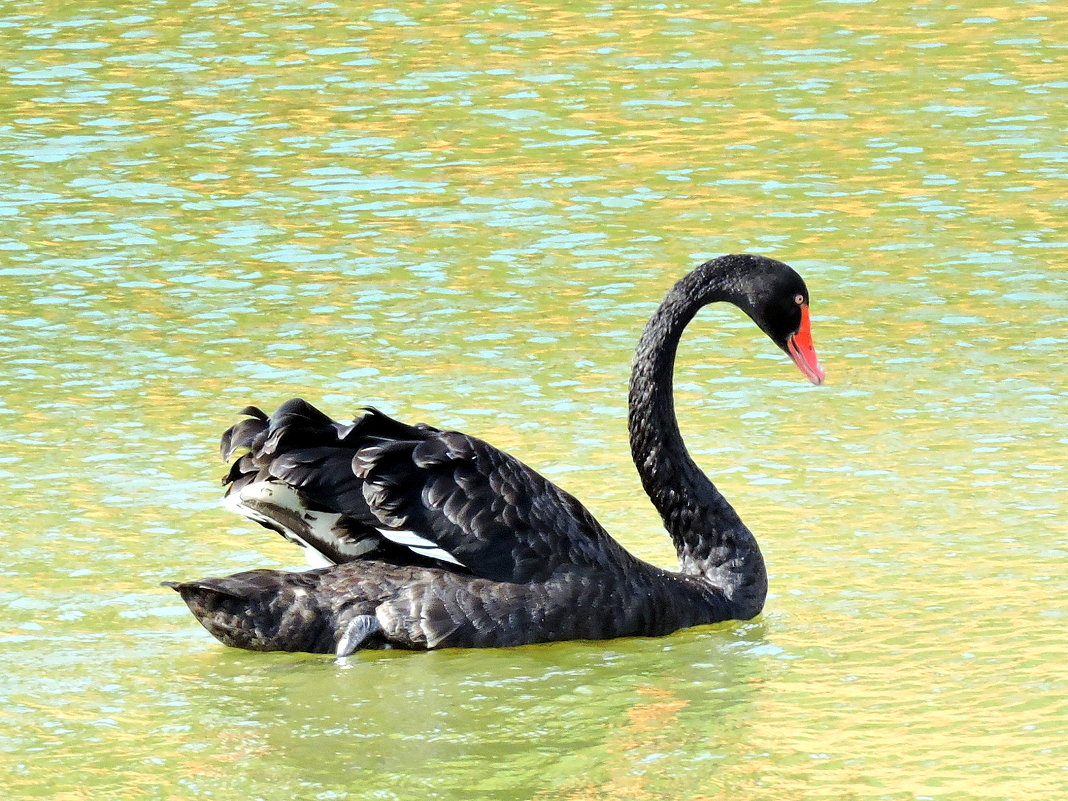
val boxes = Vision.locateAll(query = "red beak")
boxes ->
[786,305,825,385]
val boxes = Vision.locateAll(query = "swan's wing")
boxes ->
[221,399,634,583]
[222,400,464,570]
[353,429,635,584]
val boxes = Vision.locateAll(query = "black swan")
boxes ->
[166,254,825,654]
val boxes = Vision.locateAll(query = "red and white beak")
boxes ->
[786,305,825,385]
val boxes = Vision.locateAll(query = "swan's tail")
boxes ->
[163,569,382,655]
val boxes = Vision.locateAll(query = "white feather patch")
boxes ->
[303,548,336,569]
[223,481,344,566]
[226,481,465,569]
[381,528,465,567]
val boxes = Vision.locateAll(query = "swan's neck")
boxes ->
[628,266,768,618]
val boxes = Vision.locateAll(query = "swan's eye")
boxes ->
[794,293,805,305]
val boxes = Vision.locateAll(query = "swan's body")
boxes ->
[167,254,824,654]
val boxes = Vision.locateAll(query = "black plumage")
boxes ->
[166,254,825,654]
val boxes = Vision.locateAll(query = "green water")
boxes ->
[1,1,1065,799]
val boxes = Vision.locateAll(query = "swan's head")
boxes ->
[715,254,827,385]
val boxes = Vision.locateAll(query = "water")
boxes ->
[1,1,1065,799]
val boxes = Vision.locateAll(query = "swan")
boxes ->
[165,254,825,654]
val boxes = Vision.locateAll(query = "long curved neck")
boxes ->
[628,264,768,618]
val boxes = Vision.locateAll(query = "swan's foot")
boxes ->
[336,614,383,657]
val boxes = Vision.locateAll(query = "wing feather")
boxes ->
[221,399,635,583]
[353,428,636,584]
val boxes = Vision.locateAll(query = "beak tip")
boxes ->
[786,308,824,386]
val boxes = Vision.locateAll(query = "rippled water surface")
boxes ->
[2,1,1065,799]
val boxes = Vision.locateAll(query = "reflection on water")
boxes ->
[1,1,1065,799]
